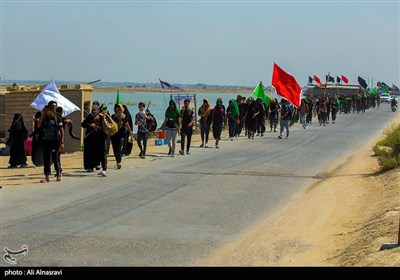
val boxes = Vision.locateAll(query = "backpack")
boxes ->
[146,109,157,132]
[102,112,118,136]
[287,106,293,118]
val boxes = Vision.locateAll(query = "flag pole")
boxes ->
[322,72,330,98]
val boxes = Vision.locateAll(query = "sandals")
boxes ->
[40,176,50,183]
[40,175,61,183]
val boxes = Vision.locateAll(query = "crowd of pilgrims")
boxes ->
[6,92,381,182]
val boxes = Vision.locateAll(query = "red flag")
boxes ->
[272,63,301,108]
[341,75,349,84]
[313,75,321,84]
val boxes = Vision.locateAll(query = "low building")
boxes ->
[0,84,92,153]
[303,84,366,98]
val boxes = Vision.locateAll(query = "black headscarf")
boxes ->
[90,101,100,117]
[122,105,133,129]
[9,114,24,131]
[8,113,27,139]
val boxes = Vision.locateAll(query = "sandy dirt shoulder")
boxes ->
[197,116,400,266]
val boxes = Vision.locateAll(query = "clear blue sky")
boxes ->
[1,0,399,87]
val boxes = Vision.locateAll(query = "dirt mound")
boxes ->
[332,168,400,266]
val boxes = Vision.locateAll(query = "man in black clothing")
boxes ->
[179,99,195,155]
[38,105,64,182]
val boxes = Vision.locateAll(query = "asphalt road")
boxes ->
[0,104,397,266]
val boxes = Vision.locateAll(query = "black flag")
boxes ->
[326,74,335,83]
[358,76,368,89]
[309,76,313,83]
[336,76,341,83]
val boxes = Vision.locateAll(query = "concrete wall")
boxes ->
[2,85,92,153]
[0,94,5,138]
[4,90,39,135]
[59,85,92,153]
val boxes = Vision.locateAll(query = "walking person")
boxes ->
[111,104,128,169]
[331,96,339,124]
[278,99,290,139]
[235,95,245,137]
[163,100,181,157]
[55,106,75,175]
[306,96,313,125]
[319,97,327,126]
[227,99,239,141]
[198,99,212,148]
[7,113,28,168]
[326,96,331,124]
[255,98,266,136]
[268,98,279,132]
[211,98,225,148]
[122,105,134,156]
[38,105,64,182]
[245,97,259,139]
[31,111,44,167]
[179,99,195,155]
[81,102,109,176]
[135,102,150,159]
[299,99,308,129]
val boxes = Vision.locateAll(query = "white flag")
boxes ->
[31,80,80,117]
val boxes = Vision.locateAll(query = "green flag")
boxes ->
[116,89,121,105]
[334,97,340,108]
[253,82,270,107]
[369,88,378,95]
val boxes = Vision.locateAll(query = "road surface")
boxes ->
[0,104,397,266]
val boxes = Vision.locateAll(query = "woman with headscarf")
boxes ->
[268,98,279,132]
[245,97,259,140]
[31,111,44,167]
[111,104,128,169]
[163,100,181,157]
[235,95,245,137]
[198,99,213,148]
[7,113,28,168]
[227,99,239,141]
[255,98,266,137]
[211,98,226,148]
[121,105,133,156]
[81,101,108,176]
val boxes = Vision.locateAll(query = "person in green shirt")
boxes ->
[163,100,181,157]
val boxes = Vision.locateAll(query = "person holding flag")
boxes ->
[268,98,279,132]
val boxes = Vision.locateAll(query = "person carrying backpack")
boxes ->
[38,105,64,182]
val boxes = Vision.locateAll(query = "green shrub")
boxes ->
[374,123,400,170]
[378,156,399,171]
[373,145,387,157]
